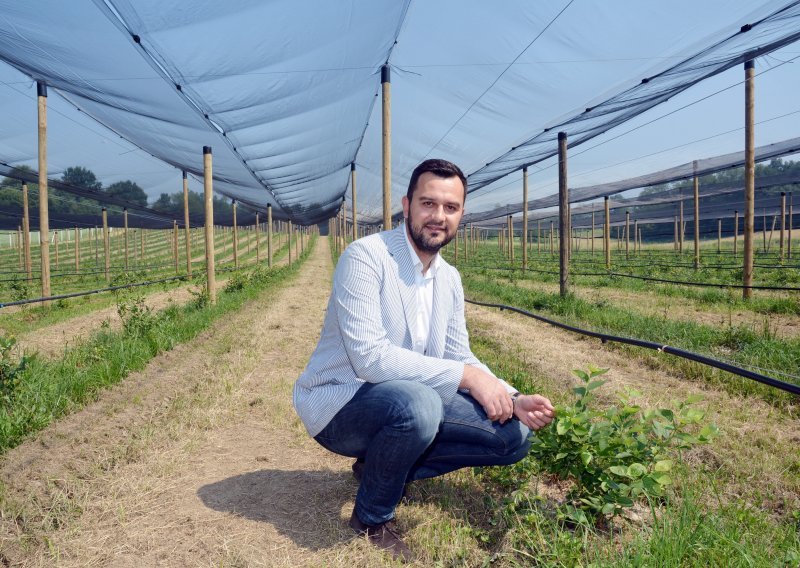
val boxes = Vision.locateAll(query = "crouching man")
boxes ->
[293,159,554,562]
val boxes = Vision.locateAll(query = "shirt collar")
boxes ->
[403,222,440,278]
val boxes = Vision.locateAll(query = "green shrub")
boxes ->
[529,366,719,524]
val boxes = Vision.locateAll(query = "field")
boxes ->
[0,231,797,567]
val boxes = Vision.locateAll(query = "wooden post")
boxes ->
[625,210,630,260]
[232,200,239,269]
[16,226,22,269]
[591,208,595,256]
[288,220,293,266]
[173,220,179,273]
[182,171,192,276]
[558,132,570,296]
[734,210,739,257]
[381,65,392,230]
[717,219,722,254]
[351,162,358,242]
[789,193,793,259]
[203,146,217,305]
[780,192,786,262]
[604,196,611,269]
[255,213,260,264]
[522,166,529,269]
[762,209,767,253]
[634,219,639,255]
[674,215,678,252]
[123,208,129,271]
[102,208,110,283]
[37,82,51,302]
[550,221,554,256]
[267,204,273,268]
[22,183,32,280]
[54,229,59,270]
[678,197,684,254]
[508,215,514,263]
[74,226,80,273]
[693,161,700,269]
[743,61,755,298]
[537,220,541,255]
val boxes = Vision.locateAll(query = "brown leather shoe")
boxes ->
[349,507,414,562]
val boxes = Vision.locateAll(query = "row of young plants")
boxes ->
[445,241,800,316]
[0,234,316,452]
[444,331,800,567]
[460,268,800,407]
[0,227,287,303]
[0,236,295,339]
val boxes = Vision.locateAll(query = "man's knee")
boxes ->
[384,381,443,442]
[497,422,532,465]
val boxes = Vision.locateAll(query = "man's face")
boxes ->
[402,172,465,255]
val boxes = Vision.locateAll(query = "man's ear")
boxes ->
[401,195,409,218]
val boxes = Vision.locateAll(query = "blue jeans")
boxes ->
[313,381,531,526]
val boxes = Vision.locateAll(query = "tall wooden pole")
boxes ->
[674,215,678,252]
[288,220,293,266]
[693,161,700,269]
[102,207,110,283]
[232,200,239,269]
[37,82,51,302]
[255,212,260,264]
[508,215,514,263]
[267,204,273,268]
[789,193,793,259]
[734,210,739,257]
[351,162,358,242]
[717,219,722,254]
[591,208,595,256]
[604,196,611,269]
[123,208,129,271]
[74,226,79,273]
[678,198,684,254]
[203,146,217,305]
[381,65,392,231]
[522,166,529,269]
[625,210,630,260]
[743,60,755,299]
[182,171,192,276]
[22,183,32,280]
[558,132,570,296]
[780,191,786,262]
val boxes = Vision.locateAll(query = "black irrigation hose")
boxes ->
[465,298,800,397]
[462,264,800,291]
[0,261,266,308]
[0,275,189,308]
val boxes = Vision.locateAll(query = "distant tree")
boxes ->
[105,180,147,207]
[61,166,102,191]
[152,193,173,211]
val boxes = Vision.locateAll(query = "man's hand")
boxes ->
[461,365,514,423]
[513,394,555,430]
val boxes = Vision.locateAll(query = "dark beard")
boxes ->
[406,213,455,254]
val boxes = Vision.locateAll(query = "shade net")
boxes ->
[0,1,799,226]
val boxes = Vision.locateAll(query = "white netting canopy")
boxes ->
[1,1,799,226]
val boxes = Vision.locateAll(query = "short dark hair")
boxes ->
[406,159,467,202]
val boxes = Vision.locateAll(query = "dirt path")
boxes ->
[0,236,368,567]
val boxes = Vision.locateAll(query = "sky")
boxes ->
[0,0,797,224]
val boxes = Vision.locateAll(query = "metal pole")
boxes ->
[203,146,217,304]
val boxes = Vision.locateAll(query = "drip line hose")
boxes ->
[463,264,800,291]
[465,298,800,396]
[0,263,260,308]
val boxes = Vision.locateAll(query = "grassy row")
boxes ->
[419,330,800,567]
[0,234,316,453]
[459,269,800,407]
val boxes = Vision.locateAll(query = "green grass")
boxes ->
[434,329,800,567]
[0,234,316,453]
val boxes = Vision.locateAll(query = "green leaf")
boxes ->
[601,502,616,515]
[572,369,589,381]
[556,420,570,435]
[586,379,607,392]
[685,394,705,404]
[580,451,592,466]
[573,386,587,397]
[609,466,630,478]
[627,463,647,478]
[654,460,672,472]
